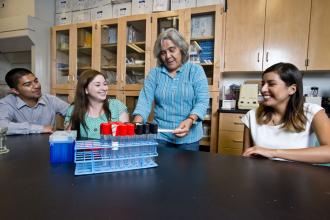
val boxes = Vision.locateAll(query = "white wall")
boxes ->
[0,0,35,18]
[0,0,55,93]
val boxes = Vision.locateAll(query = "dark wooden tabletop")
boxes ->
[1,134,330,220]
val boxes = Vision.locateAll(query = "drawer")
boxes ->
[219,113,245,131]
[218,131,243,149]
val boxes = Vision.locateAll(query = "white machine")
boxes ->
[238,84,259,110]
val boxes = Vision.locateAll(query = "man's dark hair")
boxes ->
[5,68,33,89]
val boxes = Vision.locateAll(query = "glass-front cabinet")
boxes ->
[76,23,94,80]
[120,14,151,90]
[151,10,185,68]
[52,25,76,89]
[187,5,222,91]
[99,19,120,90]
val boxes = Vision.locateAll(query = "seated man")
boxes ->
[0,68,69,135]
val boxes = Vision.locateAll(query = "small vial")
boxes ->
[134,123,143,142]
[148,123,158,143]
[142,123,150,142]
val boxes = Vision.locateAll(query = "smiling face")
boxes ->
[13,73,42,102]
[85,74,108,102]
[261,71,297,109]
[159,39,182,73]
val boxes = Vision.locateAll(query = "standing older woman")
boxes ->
[242,62,330,163]
[65,69,129,139]
[133,28,209,151]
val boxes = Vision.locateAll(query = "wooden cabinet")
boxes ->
[218,112,244,156]
[150,10,186,68]
[52,24,76,89]
[224,0,265,71]
[186,5,223,91]
[224,0,311,71]
[201,91,220,153]
[307,0,330,70]
[98,18,121,90]
[120,14,152,91]
[51,6,224,152]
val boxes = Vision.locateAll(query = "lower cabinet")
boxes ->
[217,112,244,156]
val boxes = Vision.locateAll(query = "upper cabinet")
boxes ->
[263,0,310,70]
[187,5,223,91]
[120,14,152,91]
[98,18,120,90]
[52,24,76,89]
[224,0,265,71]
[224,0,311,71]
[307,0,330,70]
[151,10,186,68]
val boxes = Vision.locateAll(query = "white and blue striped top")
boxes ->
[133,62,210,144]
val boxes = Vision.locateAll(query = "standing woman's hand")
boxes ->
[173,119,193,137]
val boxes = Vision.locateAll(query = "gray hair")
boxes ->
[153,28,189,66]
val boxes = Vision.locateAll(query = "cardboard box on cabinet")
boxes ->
[112,2,132,18]
[56,0,72,13]
[91,0,112,7]
[55,12,73,25]
[72,9,91,23]
[91,4,113,21]
[196,0,224,7]
[71,0,91,11]
[153,0,170,12]
[171,0,196,10]
[132,0,153,15]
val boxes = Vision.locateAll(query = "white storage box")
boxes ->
[55,12,73,25]
[56,0,72,13]
[71,0,90,11]
[112,2,132,18]
[91,4,113,21]
[91,0,112,7]
[196,0,224,7]
[72,9,91,23]
[191,14,214,38]
[171,0,196,10]
[153,0,170,12]
[132,0,153,15]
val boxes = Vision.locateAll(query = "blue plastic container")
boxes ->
[49,131,77,163]
[50,140,75,163]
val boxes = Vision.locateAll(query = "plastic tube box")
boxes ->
[49,131,77,163]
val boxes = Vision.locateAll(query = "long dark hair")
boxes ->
[70,69,111,137]
[256,62,307,132]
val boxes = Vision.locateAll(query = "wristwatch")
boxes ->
[187,115,197,125]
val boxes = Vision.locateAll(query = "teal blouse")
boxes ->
[64,99,127,139]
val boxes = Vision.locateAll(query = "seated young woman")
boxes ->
[65,69,129,139]
[241,62,330,164]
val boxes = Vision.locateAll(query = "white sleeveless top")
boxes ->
[241,103,323,149]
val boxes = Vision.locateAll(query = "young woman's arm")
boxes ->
[243,110,330,163]
[243,125,253,153]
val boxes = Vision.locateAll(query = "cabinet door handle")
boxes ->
[232,140,243,143]
[266,52,269,62]
[234,122,244,125]
[257,52,260,62]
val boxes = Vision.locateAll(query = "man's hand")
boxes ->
[42,125,54,134]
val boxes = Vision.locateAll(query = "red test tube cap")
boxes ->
[100,122,112,135]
